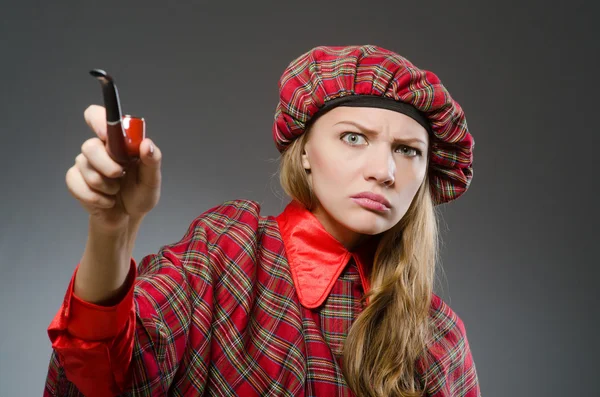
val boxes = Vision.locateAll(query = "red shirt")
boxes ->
[45,200,480,396]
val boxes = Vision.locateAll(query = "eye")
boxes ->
[341,132,367,146]
[396,145,422,157]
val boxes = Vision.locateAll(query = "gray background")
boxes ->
[1,1,598,395]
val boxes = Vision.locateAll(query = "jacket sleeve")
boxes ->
[44,215,216,397]
[45,259,137,397]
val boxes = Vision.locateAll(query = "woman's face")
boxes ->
[302,106,429,250]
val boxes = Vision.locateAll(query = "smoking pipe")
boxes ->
[90,69,145,165]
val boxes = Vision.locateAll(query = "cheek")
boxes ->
[399,158,427,181]
[310,150,349,182]
[413,163,427,186]
[394,160,427,195]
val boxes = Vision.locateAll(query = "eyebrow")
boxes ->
[333,120,428,146]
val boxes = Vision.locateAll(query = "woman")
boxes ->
[45,45,480,397]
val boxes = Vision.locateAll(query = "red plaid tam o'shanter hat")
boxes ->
[273,45,474,205]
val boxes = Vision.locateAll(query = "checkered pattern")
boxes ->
[273,45,474,205]
[45,200,480,396]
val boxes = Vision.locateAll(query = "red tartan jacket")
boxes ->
[45,199,481,396]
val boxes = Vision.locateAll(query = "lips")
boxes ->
[351,192,392,209]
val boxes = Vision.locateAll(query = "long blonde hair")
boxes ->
[278,129,439,396]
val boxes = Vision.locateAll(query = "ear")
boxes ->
[301,149,311,171]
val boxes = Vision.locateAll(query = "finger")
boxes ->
[75,153,122,196]
[84,105,107,141]
[66,166,116,209]
[80,138,125,180]
[137,138,162,189]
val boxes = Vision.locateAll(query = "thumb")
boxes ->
[136,138,162,188]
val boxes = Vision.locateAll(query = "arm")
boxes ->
[73,216,141,305]
[45,259,138,397]
[46,216,141,397]
[45,217,215,397]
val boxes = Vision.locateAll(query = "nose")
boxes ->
[364,145,395,187]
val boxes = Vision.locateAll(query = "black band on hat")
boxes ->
[311,94,431,134]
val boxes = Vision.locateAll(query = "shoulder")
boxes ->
[418,294,480,395]
[181,199,280,271]
[427,293,473,363]
[155,199,267,269]
[177,199,269,245]
[135,200,276,294]
[192,199,264,231]
[429,293,469,343]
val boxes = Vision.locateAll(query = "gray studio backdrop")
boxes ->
[1,1,597,396]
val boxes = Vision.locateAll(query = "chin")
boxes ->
[343,208,394,235]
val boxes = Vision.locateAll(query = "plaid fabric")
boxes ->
[45,200,480,396]
[273,45,474,205]
[315,258,364,366]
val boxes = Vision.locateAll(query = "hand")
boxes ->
[66,105,162,233]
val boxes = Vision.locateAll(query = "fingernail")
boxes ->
[149,143,155,157]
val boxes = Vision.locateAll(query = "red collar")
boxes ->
[275,200,378,309]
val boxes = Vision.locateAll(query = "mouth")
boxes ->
[351,192,392,212]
